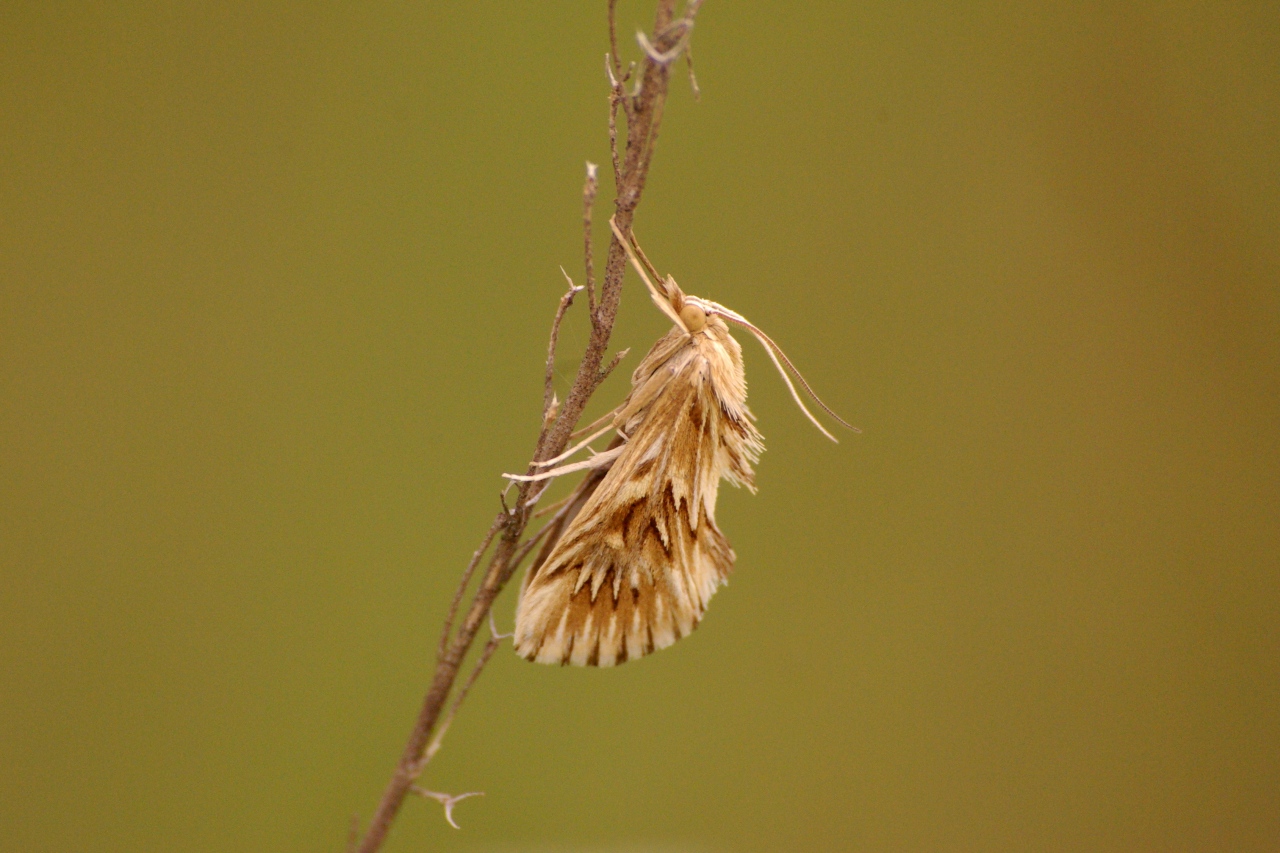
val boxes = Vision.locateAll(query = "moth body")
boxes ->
[509,218,852,666]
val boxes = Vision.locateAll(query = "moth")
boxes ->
[506,217,853,666]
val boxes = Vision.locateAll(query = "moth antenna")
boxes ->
[609,216,687,332]
[717,311,858,442]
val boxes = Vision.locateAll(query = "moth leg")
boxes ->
[534,419,617,468]
[503,444,625,483]
[569,406,622,440]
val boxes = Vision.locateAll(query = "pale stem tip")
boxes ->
[558,266,584,293]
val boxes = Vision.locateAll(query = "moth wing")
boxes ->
[514,349,737,666]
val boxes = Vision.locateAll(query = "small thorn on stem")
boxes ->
[411,788,484,830]
[488,611,514,642]
[558,268,585,297]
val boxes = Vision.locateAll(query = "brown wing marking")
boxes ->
[514,349,739,666]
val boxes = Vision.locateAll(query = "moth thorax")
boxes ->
[679,302,707,333]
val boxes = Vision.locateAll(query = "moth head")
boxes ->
[668,281,708,334]
[679,302,707,333]
[644,265,709,337]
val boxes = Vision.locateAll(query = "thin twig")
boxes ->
[353,4,695,850]
[606,0,629,185]
[607,0,623,83]
[436,513,504,663]
[608,76,624,185]
[583,162,599,317]
[544,273,584,420]
[418,616,509,771]
[626,33,678,212]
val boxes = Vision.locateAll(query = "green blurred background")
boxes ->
[3,3,1277,851]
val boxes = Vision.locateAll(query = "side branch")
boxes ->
[545,272,584,419]
[436,514,504,663]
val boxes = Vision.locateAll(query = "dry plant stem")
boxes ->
[500,494,583,585]
[606,0,628,183]
[608,83,624,185]
[353,3,700,851]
